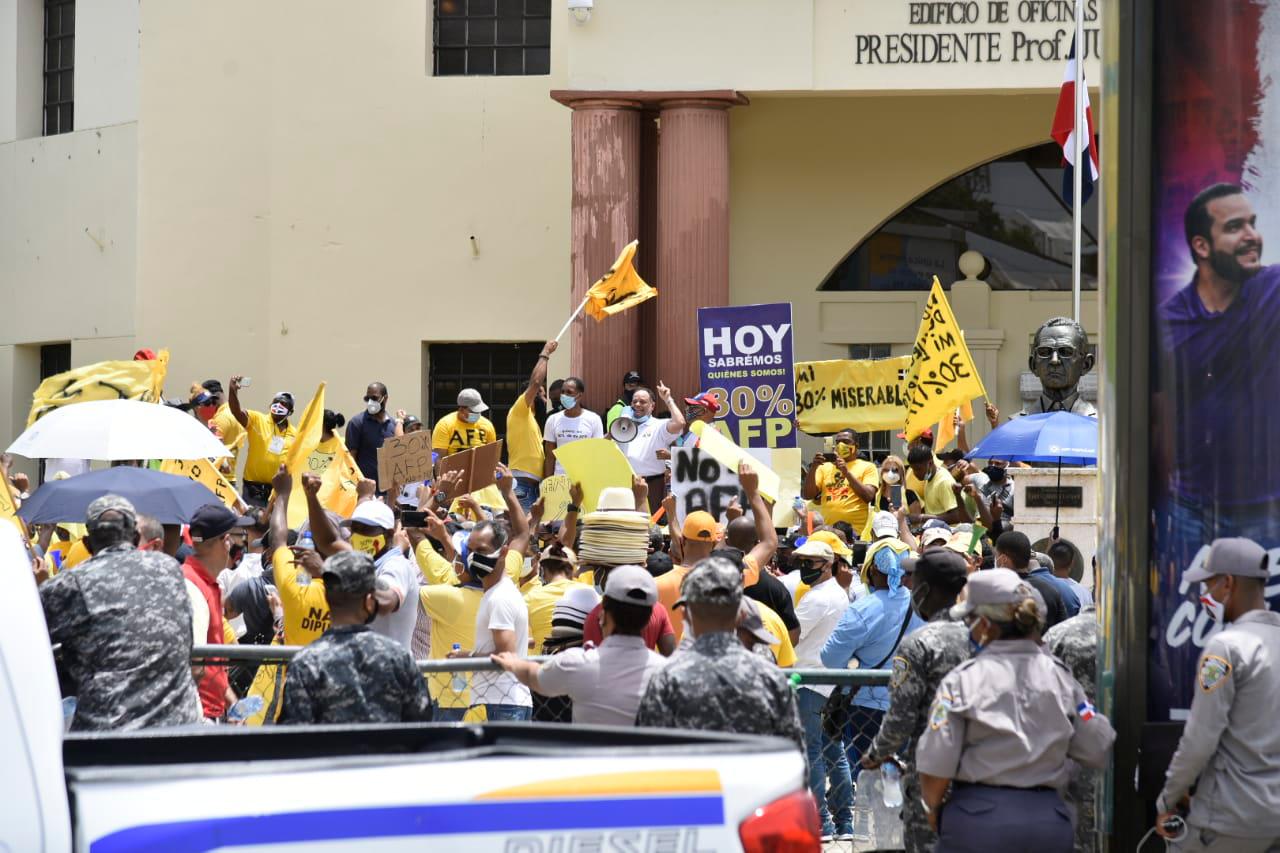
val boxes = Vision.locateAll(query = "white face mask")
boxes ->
[882,469,901,485]
[1200,580,1227,624]
[366,398,383,416]
[270,402,289,417]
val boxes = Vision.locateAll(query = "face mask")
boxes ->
[366,398,383,416]
[910,582,929,619]
[350,533,386,558]
[270,402,290,418]
[623,406,650,424]
[968,619,987,654]
[559,395,578,410]
[463,411,480,424]
[1200,580,1227,624]
[881,469,901,485]
[836,442,855,460]
[799,561,826,586]
[197,404,218,421]
[467,550,502,580]
[983,465,1006,484]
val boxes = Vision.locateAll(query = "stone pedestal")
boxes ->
[1011,467,1099,587]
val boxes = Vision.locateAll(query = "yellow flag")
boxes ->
[0,469,25,537]
[28,350,170,426]
[159,458,241,510]
[934,399,975,451]
[903,278,987,441]
[316,442,363,520]
[794,356,912,434]
[283,383,326,528]
[584,240,657,320]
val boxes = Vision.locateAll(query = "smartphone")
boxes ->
[401,510,428,528]
[889,484,903,508]
[822,436,837,462]
[239,376,253,387]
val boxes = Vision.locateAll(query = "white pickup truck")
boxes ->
[0,524,817,852]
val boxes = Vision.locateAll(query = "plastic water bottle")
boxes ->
[852,770,874,842]
[881,761,904,809]
[298,532,314,550]
[450,644,468,693]
[226,695,264,723]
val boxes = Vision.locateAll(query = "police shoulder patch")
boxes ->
[929,698,949,730]
[890,656,910,688]
[1199,655,1231,693]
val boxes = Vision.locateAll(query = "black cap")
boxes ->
[939,448,966,463]
[201,379,224,395]
[915,550,969,587]
[321,551,376,595]
[623,370,642,384]
[189,503,256,542]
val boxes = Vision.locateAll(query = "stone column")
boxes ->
[654,96,743,400]
[565,99,642,412]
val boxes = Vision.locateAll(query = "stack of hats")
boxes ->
[545,585,602,650]
[578,487,650,567]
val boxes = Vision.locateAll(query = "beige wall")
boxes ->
[135,0,574,421]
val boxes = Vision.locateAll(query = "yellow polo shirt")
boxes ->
[420,583,483,707]
[814,459,879,532]
[755,599,797,667]
[505,396,544,480]
[243,410,298,484]
[272,548,329,646]
[911,466,959,516]
[431,412,496,456]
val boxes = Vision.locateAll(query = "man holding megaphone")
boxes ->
[610,382,687,513]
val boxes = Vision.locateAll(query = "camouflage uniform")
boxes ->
[635,631,804,750]
[863,612,971,853]
[40,543,202,731]
[279,624,432,724]
[1044,604,1099,853]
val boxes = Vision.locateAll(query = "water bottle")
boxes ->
[852,768,874,842]
[881,761,904,809]
[226,695,264,724]
[298,532,314,550]
[450,644,468,694]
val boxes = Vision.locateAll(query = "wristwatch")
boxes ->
[434,492,450,505]
[566,503,581,514]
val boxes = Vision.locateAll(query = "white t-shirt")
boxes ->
[619,418,680,477]
[472,576,533,707]
[536,634,668,726]
[793,577,852,697]
[543,410,605,475]
[370,549,421,652]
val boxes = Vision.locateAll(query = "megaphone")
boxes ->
[610,417,639,443]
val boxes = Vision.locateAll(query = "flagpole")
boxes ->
[1071,0,1084,323]
[555,294,591,343]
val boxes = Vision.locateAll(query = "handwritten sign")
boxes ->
[159,458,239,510]
[671,448,747,529]
[436,440,505,497]
[902,278,986,440]
[794,355,913,434]
[689,421,781,502]
[539,475,573,522]
[377,432,435,490]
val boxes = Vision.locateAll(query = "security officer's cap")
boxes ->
[321,550,377,595]
[1184,537,1270,583]
[86,494,137,528]
[949,567,1029,621]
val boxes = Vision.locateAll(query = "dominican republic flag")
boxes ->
[1077,701,1097,722]
[1051,35,1099,205]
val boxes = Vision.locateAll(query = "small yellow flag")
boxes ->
[282,383,326,528]
[584,240,657,321]
[28,350,170,426]
[934,399,975,451]
[902,278,987,442]
[317,442,363,520]
[159,458,241,510]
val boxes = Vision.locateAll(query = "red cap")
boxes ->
[897,427,934,440]
[683,392,721,414]
[133,348,156,361]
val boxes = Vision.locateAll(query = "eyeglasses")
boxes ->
[363,395,383,403]
[1034,346,1076,360]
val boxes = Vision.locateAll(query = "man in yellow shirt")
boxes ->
[228,374,298,507]
[197,380,245,485]
[432,388,496,457]
[267,473,330,645]
[906,445,964,526]
[508,341,556,511]
[802,430,879,532]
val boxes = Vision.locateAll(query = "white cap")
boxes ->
[792,539,835,561]
[921,527,952,548]
[871,511,898,539]
[350,500,395,531]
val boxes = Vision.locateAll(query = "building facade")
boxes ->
[0,0,1101,474]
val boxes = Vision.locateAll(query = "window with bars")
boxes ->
[848,343,895,463]
[427,342,545,442]
[433,0,551,77]
[43,0,74,136]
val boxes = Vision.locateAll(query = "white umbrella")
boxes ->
[7,399,231,461]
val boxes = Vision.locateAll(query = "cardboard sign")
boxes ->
[794,355,913,434]
[671,447,747,528]
[552,438,634,514]
[539,475,573,522]
[159,458,239,510]
[436,440,505,497]
[377,432,436,490]
[689,421,781,502]
[697,302,798,449]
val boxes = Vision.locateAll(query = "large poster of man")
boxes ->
[1150,0,1280,718]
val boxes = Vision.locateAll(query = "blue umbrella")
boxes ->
[965,411,1098,533]
[18,466,224,525]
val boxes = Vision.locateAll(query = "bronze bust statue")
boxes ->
[1019,316,1097,417]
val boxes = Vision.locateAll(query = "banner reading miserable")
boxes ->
[794,355,912,433]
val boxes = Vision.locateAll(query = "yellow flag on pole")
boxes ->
[902,278,987,441]
[282,383,325,528]
[584,240,657,320]
[159,458,241,510]
[27,350,170,426]
[934,399,975,451]
[317,442,363,519]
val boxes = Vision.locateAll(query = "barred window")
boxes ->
[427,342,545,434]
[433,0,551,77]
[43,0,74,136]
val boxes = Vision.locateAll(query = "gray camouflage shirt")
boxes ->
[279,624,432,724]
[40,543,202,731]
[866,612,971,765]
[1043,604,1097,703]
[635,631,803,751]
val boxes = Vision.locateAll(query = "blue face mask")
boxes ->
[968,619,986,654]
[463,411,480,424]
[559,395,577,410]
[623,406,650,424]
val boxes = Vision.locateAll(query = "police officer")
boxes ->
[279,551,432,724]
[39,495,202,731]
[916,569,1115,853]
[861,549,972,853]
[1044,597,1100,853]
[1156,537,1280,851]
[635,556,803,751]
